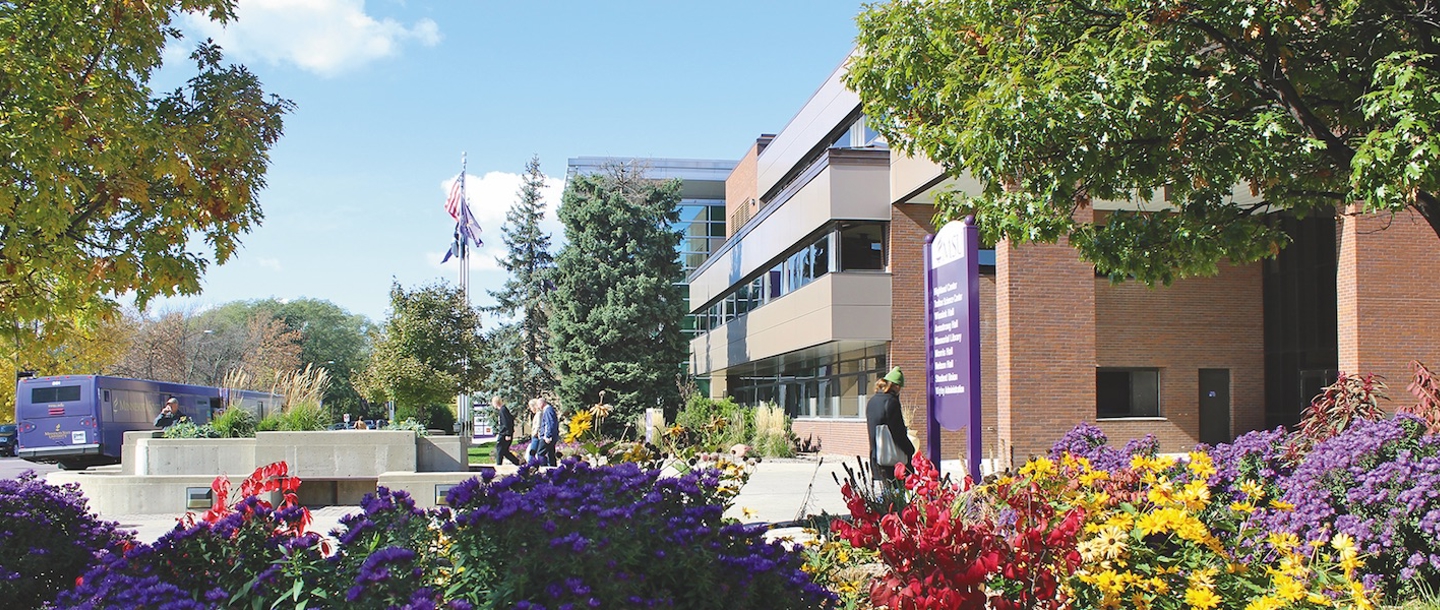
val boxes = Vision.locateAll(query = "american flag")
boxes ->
[445,172,465,221]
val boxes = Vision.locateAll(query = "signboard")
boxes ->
[926,217,983,482]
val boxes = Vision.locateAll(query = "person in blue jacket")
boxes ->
[534,397,560,466]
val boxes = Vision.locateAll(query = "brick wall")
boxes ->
[996,210,1097,465]
[1338,207,1440,397]
[1094,262,1266,451]
[889,204,936,459]
[724,137,770,237]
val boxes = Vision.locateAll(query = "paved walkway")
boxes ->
[98,454,875,543]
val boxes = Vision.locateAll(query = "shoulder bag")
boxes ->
[874,425,904,467]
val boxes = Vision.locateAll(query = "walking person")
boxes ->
[535,397,560,467]
[492,396,522,466]
[866,367,915,484]
[525,399,542,463]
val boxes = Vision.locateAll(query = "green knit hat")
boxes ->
[883,366,905,387]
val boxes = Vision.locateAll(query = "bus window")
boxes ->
[32,386,81,403]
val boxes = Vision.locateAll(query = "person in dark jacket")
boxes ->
[866,367,915,481]
[154,398,180,429]
[492,396,522,466]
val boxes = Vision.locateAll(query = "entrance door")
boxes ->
[1199,369,1231,445]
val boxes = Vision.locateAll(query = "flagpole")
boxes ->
[458,152,469,306]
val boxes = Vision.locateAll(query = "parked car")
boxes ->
[327,422,350,431]
[0,423,17,457]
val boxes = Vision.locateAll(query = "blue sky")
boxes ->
[149,0,868,323]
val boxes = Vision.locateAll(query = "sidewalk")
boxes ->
[99,454,870,543]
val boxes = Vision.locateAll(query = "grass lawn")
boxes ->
[468,442,494,466]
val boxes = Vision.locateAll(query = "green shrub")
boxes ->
[256,413,282,432]
[423,402,456,433]
[673,394,749,453]
[211,407,257,438]
[385,418,428,436]
[161,418,220,439]
[750,402,794,458]
[277,401,327,431]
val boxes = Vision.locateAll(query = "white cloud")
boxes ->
[183,0,441,76]
[429,170,565,273]
[256,257,283,271]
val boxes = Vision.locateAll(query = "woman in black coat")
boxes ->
[866,367,915,481]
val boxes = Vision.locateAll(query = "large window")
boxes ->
[839,223,885,270]
[728,346,888,419]
[1096,368,1161,418]
[696,222,887,333]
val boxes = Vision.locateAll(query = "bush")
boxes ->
[442,460,832,609]
[0,472,131,608]
[672,394,749,453]
[424,402,455,433]
[750,402,794,458]
[211,406,257,438]
[276,401,327,431]
[1262,415,1440,601]
[161,417,220,439]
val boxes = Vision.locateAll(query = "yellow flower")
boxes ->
[1238,479,1265,499]
[1179,479,1212,511]
[1187,451,1217,479]
[1184,585,1221,610]
[1267,532,1300,553]
[1244,596,1283,610]
[1080,469,1110,486]
[741,506,757,519]
[1269,499,1296,511]
[1230,501,1256,514]
[1187,567,1218,590]
[1273,574,1305,602]
[1021,456,1057,478]
[1331,532,1357,554]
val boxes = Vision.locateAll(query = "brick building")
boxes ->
[685,57,1440,468]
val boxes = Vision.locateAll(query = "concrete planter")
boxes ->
[55,429,472,515]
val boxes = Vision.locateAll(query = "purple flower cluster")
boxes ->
[59,494,326,609]
[0,471,131,608]
[1204,426,1292,505]
[442,458,833,609]
[1257,415,1440,599]
[1048,422,1158,472]
[327,487,454,609]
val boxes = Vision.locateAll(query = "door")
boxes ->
[1199,369,1231,445]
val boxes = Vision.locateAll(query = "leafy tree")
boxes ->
[355,282,484,424]
[484,156,557,407]
[0,1,292,343]
[549,164,687,434]
[847,0,1440,284]
[0,312,136,422]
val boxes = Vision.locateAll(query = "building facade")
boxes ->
[687,59,1440,467]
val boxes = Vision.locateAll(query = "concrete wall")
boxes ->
[255,431,416,478]
[417,435,466,473]
[141,438,258,477]
[49,471,229,515]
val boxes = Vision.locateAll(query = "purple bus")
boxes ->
[15,375,248,469]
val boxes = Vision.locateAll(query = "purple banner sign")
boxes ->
[925,217,982,483]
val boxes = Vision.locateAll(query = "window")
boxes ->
[32,385,81,403]
[1096,368,1160,418]
[839,223,886,270]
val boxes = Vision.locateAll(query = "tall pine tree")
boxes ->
[549,163,686,433]
[484,156,557,408]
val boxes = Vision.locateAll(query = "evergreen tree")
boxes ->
[484,156,557,407]
[549,164,686,434]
